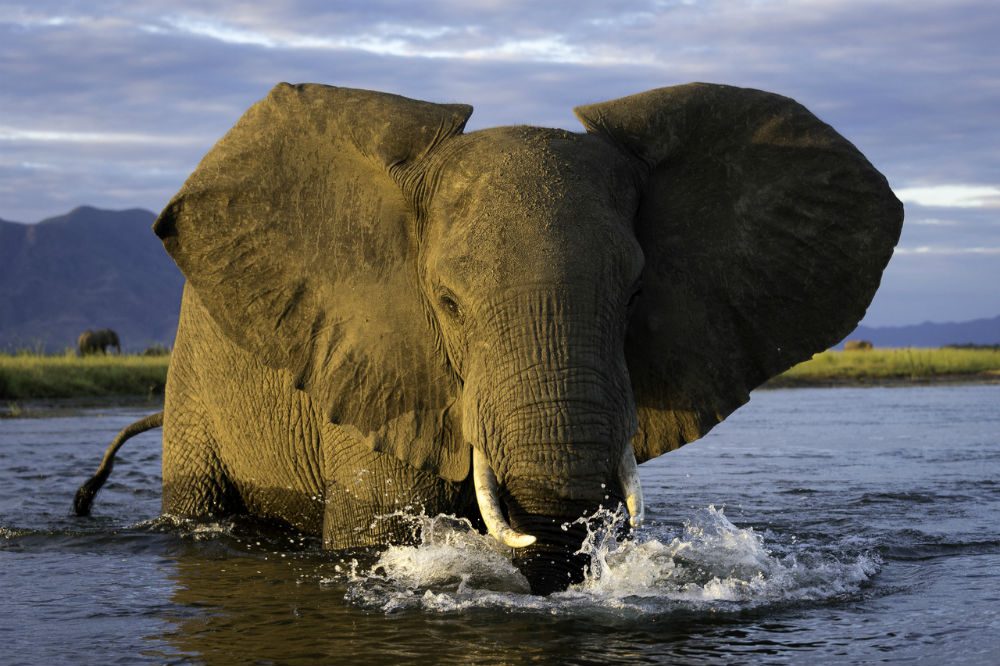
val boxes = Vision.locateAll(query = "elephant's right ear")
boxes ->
[154,83,474,481]
[576,83,904,462]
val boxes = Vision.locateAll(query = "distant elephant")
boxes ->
[77,328,121,355]
[75,83,903,594]
[844,339,874,351]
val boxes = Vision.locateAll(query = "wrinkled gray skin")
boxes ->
[77,328,121,355]
[146,82,902,594]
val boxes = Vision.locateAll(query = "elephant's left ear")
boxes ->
[154,83,473,481]
[575,83,904,462]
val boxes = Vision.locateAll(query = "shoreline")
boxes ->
[4,374,998,419]
[763,372,1000,389]
[1,395,164,418]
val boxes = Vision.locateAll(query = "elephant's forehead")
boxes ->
[426,127,640,287]
[436,127,625,207]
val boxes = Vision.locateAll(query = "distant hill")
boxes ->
[0,206,183,353]
[842,315,1000,348]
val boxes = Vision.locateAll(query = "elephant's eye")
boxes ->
[438,291,464,321]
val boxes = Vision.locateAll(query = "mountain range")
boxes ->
[0,206,183,352]
[845,315,1000,349]
[0,207,997,353]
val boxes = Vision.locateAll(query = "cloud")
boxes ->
[908,217,960,226]
[0,126,208,146]
[893,246,1000,255]
[896,185,1000,209]
[891,205,999,252]
[148,14,606,64]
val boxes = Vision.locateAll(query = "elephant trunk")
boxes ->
[475,442,642,594]
[463,289,640,593]
[508,513,593,595]
[497,447,639,594]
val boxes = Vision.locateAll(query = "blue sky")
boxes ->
[1,0,997,326]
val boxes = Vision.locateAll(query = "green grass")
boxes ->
[0,352,170,400]
[2,347,998,402]
[771,348,1000,386]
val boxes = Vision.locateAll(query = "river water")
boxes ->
[2,385,998,665]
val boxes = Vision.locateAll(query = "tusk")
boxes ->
[618,443,644,528]
[473,448,536,548]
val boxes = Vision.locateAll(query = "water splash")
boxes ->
[571,505,879,610]
[333,515,531,611]
[338,506,881,614]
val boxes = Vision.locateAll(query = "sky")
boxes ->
[1,0,998,327]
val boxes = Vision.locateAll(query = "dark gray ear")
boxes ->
[154,83,473,481]
[575,83,903,462]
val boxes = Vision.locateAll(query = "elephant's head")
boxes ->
[153,83,902,594]
[103,329,121,354]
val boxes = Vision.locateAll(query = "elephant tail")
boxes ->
[74,411,164,516]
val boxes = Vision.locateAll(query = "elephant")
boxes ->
[75,82,903,594]
[844,339,874,351]
[77,328,121,355]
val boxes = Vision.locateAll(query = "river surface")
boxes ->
[2,385,999,665]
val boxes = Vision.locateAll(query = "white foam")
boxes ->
[338,506,881,615]
[366,514,529,593]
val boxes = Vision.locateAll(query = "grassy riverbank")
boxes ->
[2,348,998,404]
[768,347,1000,387]
[0,353,169,401]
